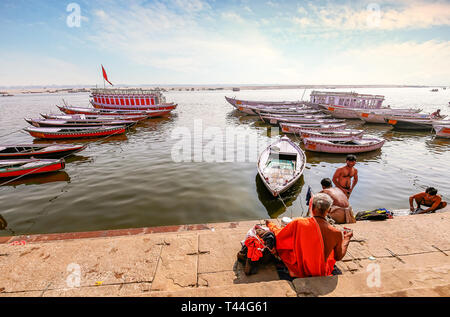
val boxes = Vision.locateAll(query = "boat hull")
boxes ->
[0,144,86,159]
[300,129,364,140]
[433,125,450,138]
[257,136,306,197]
[303,137,385,153]
[280,123,347,134]
[24,127,127,139]
[0,159,65,178]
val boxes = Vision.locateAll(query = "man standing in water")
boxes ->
[333,155,358,198]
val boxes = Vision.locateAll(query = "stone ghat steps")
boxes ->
[130,264,450,297]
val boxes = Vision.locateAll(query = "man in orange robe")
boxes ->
[267,193,353,278]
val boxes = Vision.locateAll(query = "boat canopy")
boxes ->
[310,90,385,109]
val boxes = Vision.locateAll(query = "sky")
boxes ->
[0,0,449,86]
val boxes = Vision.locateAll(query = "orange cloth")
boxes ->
[244,237,264,261]
[267,218,336,278]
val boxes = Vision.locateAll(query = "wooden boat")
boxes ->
[300,129,364,141]
[320,104,422,120]
[225,96,306,108]
[385,118,450,131]
[57,105,172,118]
[0,159,65,179]
[40,113,148,121]
[433,125,450,138]
[0,144,86,159]
[252,106,320,116]
[25,118,136,128]
[260,114,343,125]
[280,122,347,134]
[357,110,431,124]
[257,135,306,197]
[303,137,385,153]
[24,126,127,139]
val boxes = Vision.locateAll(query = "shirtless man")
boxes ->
[320,178,356,224]
[311,193,353,262]
[333,155,358,198]
[409,187,448,214]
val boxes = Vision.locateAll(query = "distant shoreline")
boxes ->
[1,84,448,96]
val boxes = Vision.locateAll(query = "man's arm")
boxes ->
[409,195,416,211]
[350,169,358,192]
[334,230,352,261]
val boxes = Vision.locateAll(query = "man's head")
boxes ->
[346,154,357,167]
[321,178,332,189]
[425,187,438,196]
[312,193,333,217]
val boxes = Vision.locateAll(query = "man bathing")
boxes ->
[410,187,447,214]
[266,193,353,278]
[320,178,356,224]
[333,155,358,198]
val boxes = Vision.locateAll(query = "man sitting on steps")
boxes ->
[320,178,356,224]
[266,193,353,278]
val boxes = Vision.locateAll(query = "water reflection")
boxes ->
[425,136,450,154]
[0,171,70,187]
[255,174,304,219]
[382,129,431,141]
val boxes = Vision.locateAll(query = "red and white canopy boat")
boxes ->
[24,126,127,139]
[303,136,385,153]
[433,124,450,138]
[57,105,171,118]
[0,159,65,179]
[257,135,306,197]
[300,129,364,141]
[25,118,136,128]
[41,113,148,121]
[0,144,86,159]
[280,122,347,134]
[90,88,176,111]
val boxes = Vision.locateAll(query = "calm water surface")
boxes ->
[0,88,449,236]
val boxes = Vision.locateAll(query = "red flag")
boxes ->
[101,65,113,86]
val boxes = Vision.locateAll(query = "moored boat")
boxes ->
[24,126,127,139]
[433,124,450,138]
[303,137,385,153]
[385,118,450,131]
[225,96,306,108]
[0,159,65,179]
[257,135,306,197]
[57,105,172,118]
[90,88,173,110]
[357,110,430,124]
[25,118,136,128]
[40,113,148,121]
[0,144,86,159]
[280,122,347,134]
[260,113,343,125]
[300,129,364,140]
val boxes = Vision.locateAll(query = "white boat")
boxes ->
[260,114,341,125]
[303,137,385,154]
[300,129,364,141]
[280,122,347,134]
[357,110,430,124]
[257,136,306,197]
[433,124,450,138]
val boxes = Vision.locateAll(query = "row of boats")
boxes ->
[226,91,450,197]
[0,89,177,181]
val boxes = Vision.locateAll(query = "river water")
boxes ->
[0,87,449,236]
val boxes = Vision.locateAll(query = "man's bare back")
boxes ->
[313,216,351,261]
